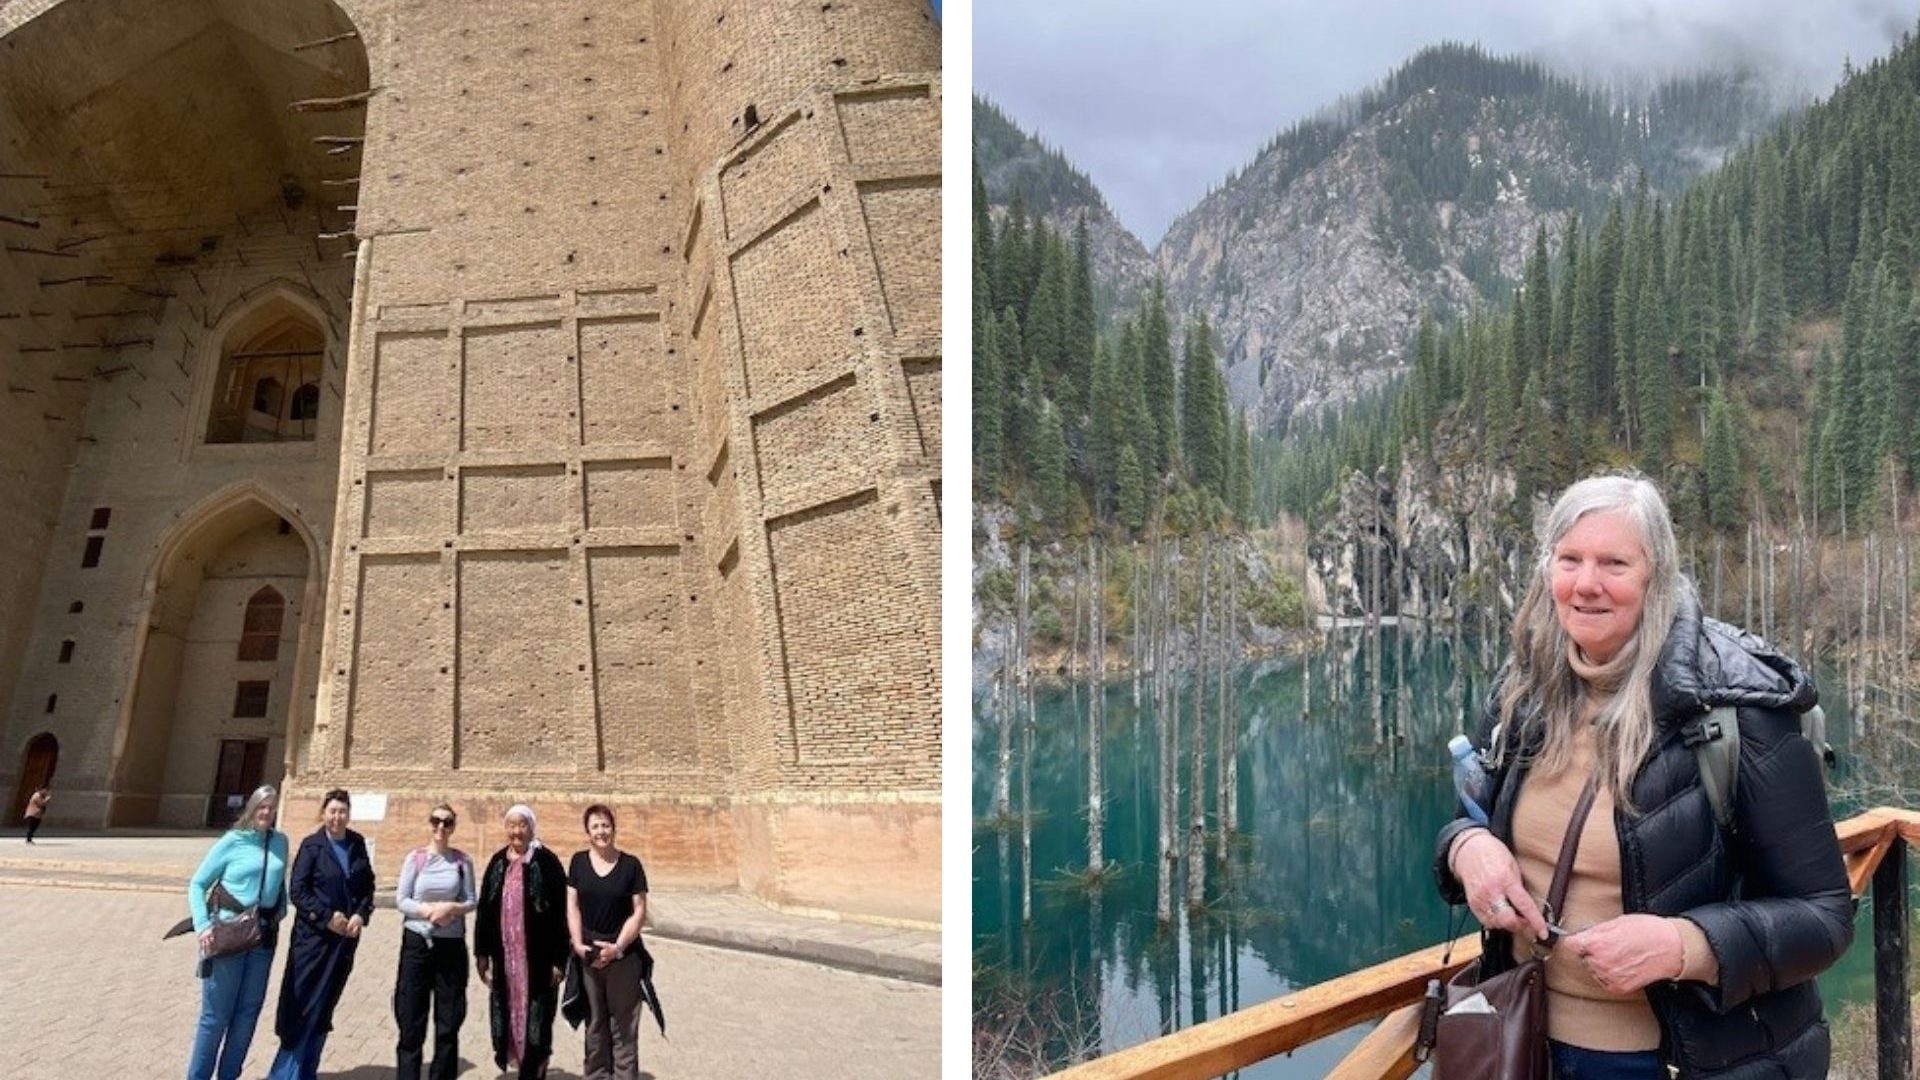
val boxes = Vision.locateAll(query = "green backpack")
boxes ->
[1685,703,1832,834]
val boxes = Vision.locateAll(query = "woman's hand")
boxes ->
[573,940,593,960]
[1566,914,1685,994]
[591,944,615,970]
[1450,829,1551,941]
[198,928,213,952]
[328,911,349,935]
[475,956,492,987]
[346,913,365,939]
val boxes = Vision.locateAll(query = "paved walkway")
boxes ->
[0,829,938,983]
[0,883,938,1079]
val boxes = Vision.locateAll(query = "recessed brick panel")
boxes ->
[370,332,454,456]
[578,315,671,447]
[729,200,853,397]
[364,470,452,539]
[456,551,572,769]
[766,491,932,765]
[347,554,444,767]
[584,459,674,530]
[720,116,815,240]
[461,322,572,451]
[588,547,697,771]
[858,177,940,341]
[750,375,869,504]
[836,86,938,164]
[460,465,570,533]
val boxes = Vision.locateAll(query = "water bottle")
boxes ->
[1448,734,1491,826]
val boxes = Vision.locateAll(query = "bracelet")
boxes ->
[1669,919,1689,981]
[1447,827,1494,875]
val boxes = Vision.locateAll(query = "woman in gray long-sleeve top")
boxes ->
[393,802,478,1080]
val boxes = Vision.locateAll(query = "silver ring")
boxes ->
[1489,898,1512,914]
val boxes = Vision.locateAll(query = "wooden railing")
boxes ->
[1044,807,1920,1080]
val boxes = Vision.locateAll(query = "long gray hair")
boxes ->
[1491,474,1693,810]
[231,784,278,835]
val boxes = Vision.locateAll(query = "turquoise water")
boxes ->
[971,630,1884,1077]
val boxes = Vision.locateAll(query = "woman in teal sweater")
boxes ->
[186,785,289,1080]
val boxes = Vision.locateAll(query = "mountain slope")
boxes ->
[1158,43,1779,431]
[973,96,1156,323]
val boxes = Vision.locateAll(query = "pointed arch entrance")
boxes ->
[108,484,323,826]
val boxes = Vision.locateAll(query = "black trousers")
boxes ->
[394,932,469,1080]
[23,816,41,842]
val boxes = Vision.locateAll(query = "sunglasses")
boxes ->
[428,816,456,829]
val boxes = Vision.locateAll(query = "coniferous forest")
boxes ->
[972,179,1253,536]
[1269,30,1920,536]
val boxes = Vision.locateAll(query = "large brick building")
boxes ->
[0,0,941,925]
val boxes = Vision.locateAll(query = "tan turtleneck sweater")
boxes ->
[1500,644,1717,1051]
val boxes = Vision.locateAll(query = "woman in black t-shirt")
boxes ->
[565,803,648,1080]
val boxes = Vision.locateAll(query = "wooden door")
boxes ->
[205,739,267,827]
[10,733,57,823]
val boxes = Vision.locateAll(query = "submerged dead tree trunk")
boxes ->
[1217,552,1238,862]
[1187,541,1209,912]
[1087,540,1105,877]
[1018,542,1034,925]
[1154,539,1175,928]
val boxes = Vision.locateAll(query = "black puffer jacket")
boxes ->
[1434,595,1853,1079]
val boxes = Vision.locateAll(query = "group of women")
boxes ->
[186,791,652,1080]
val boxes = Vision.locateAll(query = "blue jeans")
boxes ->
[266,1029,329,1080]
[1550,1040,1664,1079]
[187,945,274,1080]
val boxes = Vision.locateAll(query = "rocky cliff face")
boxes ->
[1163,102,1635,428]
[1155,51,1770,430]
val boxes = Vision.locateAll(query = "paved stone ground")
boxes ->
[0,883,938,1079]
[0,830,939,983]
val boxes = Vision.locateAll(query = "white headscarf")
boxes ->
[504,803,543,851]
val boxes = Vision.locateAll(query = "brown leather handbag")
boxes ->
[1418,777,1599,1080]
[204,833,273,958]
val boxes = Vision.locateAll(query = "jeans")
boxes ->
[266,1028,329,1080]
[394,932,469,1080]
[187,945,274,1080]
[1550,1040,1664,1079]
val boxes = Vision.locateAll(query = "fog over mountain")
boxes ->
[976,0,1920,246]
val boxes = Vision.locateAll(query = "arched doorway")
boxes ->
[10,733,58,823]
[109,486,320,827]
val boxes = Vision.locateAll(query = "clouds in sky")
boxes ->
[974,0,1919,245]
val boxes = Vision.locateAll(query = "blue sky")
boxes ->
[976,0,1920,246]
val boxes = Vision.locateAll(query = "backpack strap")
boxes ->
[1684,706,1741,835]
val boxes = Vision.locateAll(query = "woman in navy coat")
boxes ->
[269,788,376,1080]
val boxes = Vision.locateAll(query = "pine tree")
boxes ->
[1180,313,1229,499]
[1636,234,1674,476]
[1749,139,1790,361]
[1141,280,1177,478]
[1704,389,1742,529]
[1116,445,1147,531]
[1232,413,1254,522]
[1065,214,1098,420]
[993,197,1032,322]
[1032,398,1072,524]
[974,305,1004,491]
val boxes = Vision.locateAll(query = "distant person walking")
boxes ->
[22,786,49,842]
[269,788,374,1080]
[477,804,570,1079]
[567,804,649,1080]
[185,785,288,1080]
[393,802,478,1080]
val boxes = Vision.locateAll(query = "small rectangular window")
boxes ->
[68,601,84,614]
[89,507,111,530]
[44,694,56,714]
[58,640,74,664]
[233,681,271,718]
[81,536,104,568]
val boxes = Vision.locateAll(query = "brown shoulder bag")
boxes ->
[1418,776,1599,1080]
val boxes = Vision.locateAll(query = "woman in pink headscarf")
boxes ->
[474,804,569,1079]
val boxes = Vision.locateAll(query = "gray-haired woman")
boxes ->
[1435,473,1851,1079]
[186,785,289,1080]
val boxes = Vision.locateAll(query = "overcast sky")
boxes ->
[976,0,1920,247]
